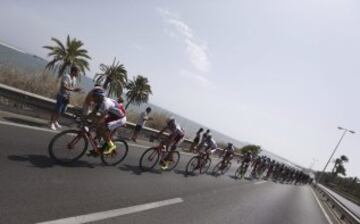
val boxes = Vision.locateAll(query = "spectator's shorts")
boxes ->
[54,94,69,114]
[193,137,200,144]
[135,124,143,132]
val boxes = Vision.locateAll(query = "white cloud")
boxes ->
[158,8,211,73]
[179,69,213,88]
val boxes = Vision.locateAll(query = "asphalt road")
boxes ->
[0,121,330,224]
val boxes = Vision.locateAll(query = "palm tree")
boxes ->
[334,164,346,176]
[332,155,349,176]
[94,58,128,97]
[240,145,262,155]
[125,75,152,109]
[43,35,91,78]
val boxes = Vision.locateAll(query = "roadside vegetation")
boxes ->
[316,155,359,205]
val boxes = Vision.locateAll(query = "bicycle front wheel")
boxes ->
[48,130,88,164]
[139,147,160,171]
[185,156,200,175]
[212,162,222,176]
[222,162,232,174]
[101,140,129,166]
[235,166,242,179]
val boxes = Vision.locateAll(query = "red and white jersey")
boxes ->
[99,97,126,119]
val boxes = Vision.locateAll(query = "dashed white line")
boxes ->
[36,197,183,224]
[310,187,333,224]
[0,120,57,133]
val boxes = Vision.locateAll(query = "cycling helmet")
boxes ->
[227,143,233,148]
[92,88,105,97]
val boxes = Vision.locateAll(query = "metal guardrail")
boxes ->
[313,184,360,224]
[0,83,193,147]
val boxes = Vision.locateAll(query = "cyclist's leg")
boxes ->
[103,117,127,154]
[165,133,184,162]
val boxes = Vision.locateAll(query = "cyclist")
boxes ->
[197,129,210,150]
[83,88,127,156]
[156,117,185,170]
[190,128,204,152]
[82,84,104,115]
[265,160,275,179]
[237,151,252,178]
[202,134,217,159]
[219,143,235,168]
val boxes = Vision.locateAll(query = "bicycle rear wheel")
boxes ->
[48,130,88,164]
[101,140,129,166]
[165,151,180,171]
[200,158,211,174]
[139,147,160,171]
[185,156,200,175]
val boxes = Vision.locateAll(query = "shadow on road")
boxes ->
[8,154,95,168]
[173,169,191,177]
[118,164,162,175]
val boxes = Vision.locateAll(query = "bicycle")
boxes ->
[235,160,250,179]
[139,138,180,172]
[185,150,212,175]
[48,114,129,166]
[212,159,232,177]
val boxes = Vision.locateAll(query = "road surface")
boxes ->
[0,121,330,224]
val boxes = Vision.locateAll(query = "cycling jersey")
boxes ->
[205,138,217,149]
[168,120,184,135]
[224,146,235,157]
[98,97,127,131]
[99,98,126,119]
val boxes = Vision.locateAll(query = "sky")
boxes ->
[0,0,359,177]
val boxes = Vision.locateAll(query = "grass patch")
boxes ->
[0,66,85,106]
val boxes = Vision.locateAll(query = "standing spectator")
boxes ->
[131,107,152,142]
[49,66,81,130]
[190,128,204,152]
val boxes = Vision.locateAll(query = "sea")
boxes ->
[0,41,302,169]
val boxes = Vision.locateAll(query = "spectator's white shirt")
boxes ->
[59,74,77,97]
[137,111,149,127]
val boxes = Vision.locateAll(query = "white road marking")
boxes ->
[310,187,333,224]
[255,180,267,185]
[0,120,57,133]
[36,197,183,224]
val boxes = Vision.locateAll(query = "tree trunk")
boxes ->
[58,63,68,78]
[125,97,134,109]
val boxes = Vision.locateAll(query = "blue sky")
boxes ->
[1,0,359,177]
